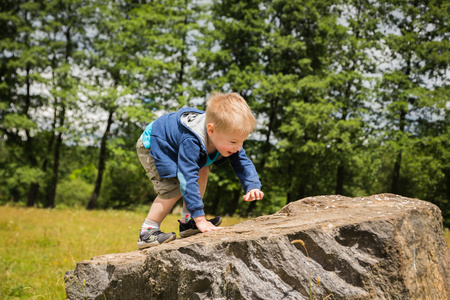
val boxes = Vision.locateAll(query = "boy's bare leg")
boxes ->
[147,195,181,223]
[146,166,219,232]
[148,166,208,223]
[139,195,178,249]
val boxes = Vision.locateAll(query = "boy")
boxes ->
[136,92,264,249]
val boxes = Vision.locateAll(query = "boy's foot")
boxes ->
[137,229,176,249]
[179,216,223,238]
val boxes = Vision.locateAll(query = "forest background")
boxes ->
[1,0,449,226]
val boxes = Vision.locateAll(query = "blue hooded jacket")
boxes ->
[143,107,262,218]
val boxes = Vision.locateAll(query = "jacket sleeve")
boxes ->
[176,139,205,218]
[229,148,262,193]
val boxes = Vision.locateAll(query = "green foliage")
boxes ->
[55,178,93,208]
[98,139,157,209]
[3,114,38,131]
[0,0,448,226]
[6,166,45,187]
[68,164,97,183]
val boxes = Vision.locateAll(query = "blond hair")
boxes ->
[205,92,257,136]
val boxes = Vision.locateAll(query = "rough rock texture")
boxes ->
[65,194,450,299]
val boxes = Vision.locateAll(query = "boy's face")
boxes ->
[207,124,248,157]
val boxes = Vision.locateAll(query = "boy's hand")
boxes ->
[243,189,264,202]
[193,215,222,233]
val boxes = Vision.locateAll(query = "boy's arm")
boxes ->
[177,140,205,219]
[228,148,262,193]
[178,140,222,232]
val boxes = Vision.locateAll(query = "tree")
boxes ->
[325,0,380,195]
[194,0,267,215]
[0,0,49,205]
[43,0,87,208]
[259,0,341,204]
[83,0,135,210]
[83,0,200,209]
[376,0,449,196]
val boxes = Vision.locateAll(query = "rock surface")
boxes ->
[65,194,450,299]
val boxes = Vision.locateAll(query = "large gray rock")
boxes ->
[65,194,450,299]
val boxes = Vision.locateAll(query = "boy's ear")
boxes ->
[206,123,215,136]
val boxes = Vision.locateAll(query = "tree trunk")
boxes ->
[286,192,293,204]
[298,184,305,201]
[27,183,39,207]
[335,163,344,195]
[210,191,220,216]
[287,184,305,204]
[24,64,40,207]
[335,97,348,196]
[286,162,295,204]
[178,13,186,88]
[246,197,257,215]
[391,109,406,194]
[391,151,402,194]
[47,135,61,208]
[45,20,73,208]
[444,168,450,221]
[87,110,114,210]
[446,168,450,201]
[46,93,66,209]
[47,129,63,208]
[227,189,240,216]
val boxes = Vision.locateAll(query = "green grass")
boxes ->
[0,205,248,299]
[1,205,449,299]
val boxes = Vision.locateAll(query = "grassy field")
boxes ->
[1,205,450,299]
[0,205,248,299]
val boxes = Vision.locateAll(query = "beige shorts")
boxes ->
[136,136,182,199]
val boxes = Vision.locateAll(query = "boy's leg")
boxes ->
[137,135,182,224]
[138,195,180,249]
[136,136,180,248]
[147,194,181,223]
